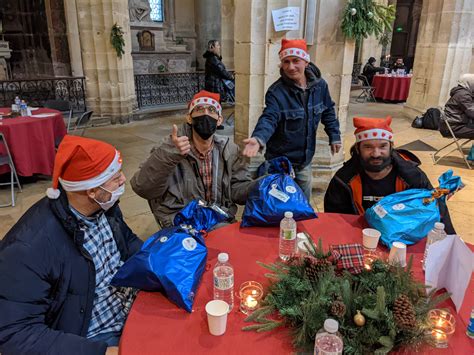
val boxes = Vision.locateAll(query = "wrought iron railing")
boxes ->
[0,77,86,111]
[352,63,362,84]
[134,71,235,109]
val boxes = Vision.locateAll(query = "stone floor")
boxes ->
[1,93,473,244]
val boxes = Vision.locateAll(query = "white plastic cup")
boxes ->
[362,228,381,250]
[388,242,407,267]
[205,300,229,336]
[297,240,310,255]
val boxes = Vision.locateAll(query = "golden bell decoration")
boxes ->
[354,310,366,327]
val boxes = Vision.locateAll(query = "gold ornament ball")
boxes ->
[354,310,366,326]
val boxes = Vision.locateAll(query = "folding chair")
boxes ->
[44,100,74,131]
[355,75,376,103]
[0,133,22,207]
[221,80,235,126]
[71,111,93,136]
[432,112,472,169]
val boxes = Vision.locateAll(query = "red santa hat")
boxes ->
[279,38,310,62]
[46,135,122,199]
[354,116,393,143]
[188,90,222,115]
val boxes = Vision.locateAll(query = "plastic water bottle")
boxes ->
[20,100,28,117]
[422,222,447,270]
[213,252,234,312]
[13,96,21,112]
[467,308,474,339]
[279,211,297,261]
[314,319,343,355]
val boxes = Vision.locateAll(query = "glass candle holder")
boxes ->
[428,309,456,348]
[239,281,263,315]
[363,250,380,271]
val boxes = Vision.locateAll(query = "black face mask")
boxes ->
[192,115,217,140]
[359,154,392,172]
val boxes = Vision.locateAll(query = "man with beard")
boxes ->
[131,90,256,228]
[324,116,455,233]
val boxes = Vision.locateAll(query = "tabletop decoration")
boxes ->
[242,238,450,354]
[239,281,264,315]
[427,309,456,348]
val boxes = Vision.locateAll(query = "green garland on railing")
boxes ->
[341,0,396,41]
[110,23,125,59]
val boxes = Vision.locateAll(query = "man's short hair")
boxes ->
[207,40,219,50]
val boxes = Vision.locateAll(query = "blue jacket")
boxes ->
[251,64,341,169]
[0,191,142,355]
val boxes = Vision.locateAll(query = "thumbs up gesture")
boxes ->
[171,124,191,156]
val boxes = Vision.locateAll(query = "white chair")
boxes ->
[432,111,472,169]
[0,133,22,207]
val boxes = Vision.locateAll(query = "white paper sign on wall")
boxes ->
[272,7,300,32]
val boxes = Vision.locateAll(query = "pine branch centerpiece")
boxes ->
[243,239,451,354]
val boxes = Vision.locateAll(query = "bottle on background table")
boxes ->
[20,100,28,117]
[213,252,234,312]
[279,211,297,261]
[467,308,474,339]
[314,319,343,355]
[422,222,447,271]
[13,96,21,112]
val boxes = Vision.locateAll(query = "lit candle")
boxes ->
[429,309,456,348]
[239,281,263,315]
[245,295,258,309]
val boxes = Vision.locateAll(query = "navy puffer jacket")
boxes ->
[0,190,142,355]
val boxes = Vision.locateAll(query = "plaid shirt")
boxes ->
[70,207,137,338]
[191,143,214,202]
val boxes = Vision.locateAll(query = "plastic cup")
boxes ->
[362,228,381,251]
[205,300,229,336]
[388,242,407,267]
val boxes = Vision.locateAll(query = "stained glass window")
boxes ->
[150,0,164,22]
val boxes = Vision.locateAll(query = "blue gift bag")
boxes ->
[365,170,463,248]
[111,226,207,312]
[173,199,229,231]
[241,157,317,227]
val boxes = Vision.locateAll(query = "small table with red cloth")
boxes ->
[372,75,412,101]
[0,108,67,176]
[120,213,474,354]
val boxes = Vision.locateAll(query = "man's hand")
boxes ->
[330,143,342,155]
[242,137,260,157]
[171,124,190,156]
[105,347,119,355]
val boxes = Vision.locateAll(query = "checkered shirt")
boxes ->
[190,143,214,202]
[330,243,364,275]
[70,207,137,338]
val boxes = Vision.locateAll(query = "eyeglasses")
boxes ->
[193,105,218,115]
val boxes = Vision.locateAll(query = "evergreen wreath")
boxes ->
[110,23,125,59]
[243,239,450,354]
[341,0,396,41]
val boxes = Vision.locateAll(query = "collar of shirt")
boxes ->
[190,141,214,160]
[69,205,104,229]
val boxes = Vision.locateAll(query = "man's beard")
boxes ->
[360,155,392,172]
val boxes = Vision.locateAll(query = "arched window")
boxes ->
[150,0,164,22]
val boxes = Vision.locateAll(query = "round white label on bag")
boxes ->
[285,186,297,194]
[159,236,168,243]
[392,203,405,211]
[182,237,197,251]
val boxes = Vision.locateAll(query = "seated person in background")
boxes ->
[0,135,142,355]
[324,116,455,234]
[440,73,474,139]
[131,90,256,228]
[391,58,407,72]
[362,57,385,85]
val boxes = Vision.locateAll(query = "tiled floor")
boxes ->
[1,94,473,244]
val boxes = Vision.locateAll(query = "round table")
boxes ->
[120,214,474,354]
[0,108,67,176]
[372,75,412,101]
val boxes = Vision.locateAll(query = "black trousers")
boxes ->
[439,120,474,139]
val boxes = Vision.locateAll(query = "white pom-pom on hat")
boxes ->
[46,187,61,199]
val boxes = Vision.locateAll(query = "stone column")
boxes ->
[309,0,354,192]
[72,0,136,123]
[234,0,353,193]
[404,0,474,117]
[220,0,235,69]
[64,0,84,77]
[194,0,221,69]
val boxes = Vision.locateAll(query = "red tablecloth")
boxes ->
[373,75,412,101]
[120,214,474,354]
[0,108,66,176]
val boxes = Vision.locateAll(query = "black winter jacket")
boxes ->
[0,191,142,355]
[203,51,233,98]
[324,149,455,234]
[444,85,474,126]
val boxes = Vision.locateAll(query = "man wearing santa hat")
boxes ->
[242,38,341,200]
[0,135,142,355]
[324,116,455,233]
[131,90,256,228]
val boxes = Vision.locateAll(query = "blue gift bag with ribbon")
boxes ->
[241,157,317,227]
[365,170,463,248]
[173,199,229,231]
[111,226,207,312]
